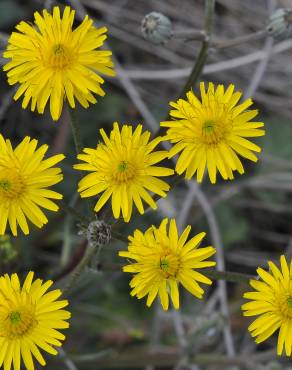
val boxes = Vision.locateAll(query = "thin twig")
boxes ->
[243,0,275,99]
[97,263,253,283]
[62,243,101,296]
[179,0,215,97]
[121,39,292,80]
[175,29,206,41]
[68,107,84,155]
[113,56,158,131]
[211,30,266,50]
[52,106,71,154]
[60,193,80,268]
[192,182,236,356]
[69,346,278,368]
[58,348,79,370]
[69,349,115,363]
[59,200,90,224]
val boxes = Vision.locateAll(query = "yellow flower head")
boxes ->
[242,255,292,356]
[119,218,216,310]
[0,271,70,370]
[161,82,265,184]
[74,123,174,222]
[3,6,115,121]
[0,135,64,236]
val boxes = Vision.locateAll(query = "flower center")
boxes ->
[202,120,215,134]
[113,161,136,184]
[0,179,11,191]
[0,169,25,200]
[276,292,292,319]
[118,161,128,172]
[201,119,228,145]
[10,311,21,324]
[47,43,74,69]
[0,306,36,339]
[159,253,180,278]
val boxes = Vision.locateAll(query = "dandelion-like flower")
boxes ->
[0,271,70,370]
[74,123,174,222]
[242,255,292,356]
[119,218,216,310]
[3,6,115,121]
[160,82,265,183]
[0,135,64,236]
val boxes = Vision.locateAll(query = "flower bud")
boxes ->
[267,8,292,40]
[141,12,173,44]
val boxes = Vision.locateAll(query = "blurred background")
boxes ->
[1,0,292,369]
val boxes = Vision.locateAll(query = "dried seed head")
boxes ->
[267,8,292,40]
[141,12,173,44]
[79,220,111,247]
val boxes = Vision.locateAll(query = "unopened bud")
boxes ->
[141,12,173,44]
[267,8,292,40]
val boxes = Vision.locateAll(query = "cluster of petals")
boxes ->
[3,6,115,121]
[0,272,70,370]
[0,135,64,236]
[119,218,216,310]
[3,2,291,367]
[161,82,265,183]
[242,255,292,357]
[74,122,174,222]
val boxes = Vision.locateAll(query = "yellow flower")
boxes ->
[0,135,64,236]
[242,255,292,356]
[74,123,174,222]
[160,82,265,183]
[0,271,70,370]
[3,6,115,121]
[119,218,216,310]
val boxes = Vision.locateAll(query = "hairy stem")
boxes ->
[59,200,90,224]
[68,347,277,369]
[68,106,84,155]
[204,269,253,284]
[62,243,102,296]
[67,105,95,216]
[97,262,254,284]
[179,0,215,97]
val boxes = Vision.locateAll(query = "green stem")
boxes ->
[59,200,90,224]
[111,230,128,243]
[155,0,215,138]
[98,263,253,284]
[205,269,254,284]
[62,243,102,296]
[68,107,83,155]
[59,201,253,285]
[181,42,208,97]
[67,106,95,216]
[180,0,215,96]
[60,193,80,268]
[212,29,266,50]
[68,348,276,368]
